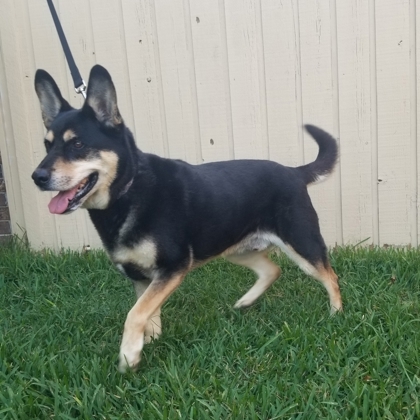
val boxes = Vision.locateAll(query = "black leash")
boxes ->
[46,0,87,98]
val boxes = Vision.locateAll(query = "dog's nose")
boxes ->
[32,168,50,186]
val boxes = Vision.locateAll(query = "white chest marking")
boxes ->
[113,239,157,269]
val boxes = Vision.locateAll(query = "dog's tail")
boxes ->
[296,125,338,185]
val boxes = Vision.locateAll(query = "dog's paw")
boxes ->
[118,331,144,373]
[329,305,343,316]
[234,296,254,308]
[118,355,138,373]
[118,347,141,373]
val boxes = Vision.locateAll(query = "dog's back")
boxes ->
[32,65,342,372]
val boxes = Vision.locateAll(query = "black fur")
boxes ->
[33,65,342,371]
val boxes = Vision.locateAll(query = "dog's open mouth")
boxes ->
[48,173,98,214]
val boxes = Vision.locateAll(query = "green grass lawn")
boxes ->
[1,240,420,419]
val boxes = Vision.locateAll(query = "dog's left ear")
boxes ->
[83,65,123,127]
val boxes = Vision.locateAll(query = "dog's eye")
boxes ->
[72,139,84,149]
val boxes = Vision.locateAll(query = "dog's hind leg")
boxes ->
[312,262,342,314]
[120,273,186,372]
[227,251,281,308]
[275,239,342,314]
[132,280,162,344]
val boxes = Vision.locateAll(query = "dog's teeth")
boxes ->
[77,180,87,191]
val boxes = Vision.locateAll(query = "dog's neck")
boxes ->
[117,177,134,199]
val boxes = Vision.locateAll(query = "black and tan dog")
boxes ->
[32,65,342,372]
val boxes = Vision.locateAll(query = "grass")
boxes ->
[1,240,420,419]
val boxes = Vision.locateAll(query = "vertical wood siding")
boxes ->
[0,0,417,249]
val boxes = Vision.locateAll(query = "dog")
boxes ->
[32,65,342,372]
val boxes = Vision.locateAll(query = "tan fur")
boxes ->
[220,232,342,314]
[63,129,77,142]
[267,234,342,314]
[227,251,281,308]
[313,263,342,314]
[282,244,319,277]
[112,238,157,270]
[50,150,119,209]
[132,281,162,344]
[119,272,186,372]
[87,96,122,126]
[45,130,54,142]
[83,151,119,209]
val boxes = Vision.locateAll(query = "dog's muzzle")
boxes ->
[32,168,51,189]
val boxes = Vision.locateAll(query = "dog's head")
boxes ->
[32,65,135,214]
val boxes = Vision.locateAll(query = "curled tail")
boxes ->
[296,125,338,185]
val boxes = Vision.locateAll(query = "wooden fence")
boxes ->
[0,0,418,249]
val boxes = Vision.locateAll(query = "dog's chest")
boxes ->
[111,238,157,280]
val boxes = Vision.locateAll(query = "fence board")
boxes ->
[0,14,26,237]
[189,0,233,163]
[28,0,99,248]
[261,0,302,167]
[121,0,167,157]
[337,0,374,244]
[298,0,339,245]
[1,0,54,248]
[224,0,268,160]
[153,0,200,162]
[376,0,412,245]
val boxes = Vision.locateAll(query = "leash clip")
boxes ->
[75,80,87,99]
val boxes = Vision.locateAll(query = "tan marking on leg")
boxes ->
[282,244,319,277]
[313,263,343,314]
[269,237,342,314]
[227,251,281,308]
[119,273,185,372]
[144,307,162,344]
[132,280,162,344]
[132,280,149,299]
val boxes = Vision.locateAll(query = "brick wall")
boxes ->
[0,153,12,243]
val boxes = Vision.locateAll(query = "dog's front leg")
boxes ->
[132,280,162,343]
[119,273,185,372]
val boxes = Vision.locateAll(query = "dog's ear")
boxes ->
[34,70,73,129]
[83,65,122,127]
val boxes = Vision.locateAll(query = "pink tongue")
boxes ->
[48,186,79,214]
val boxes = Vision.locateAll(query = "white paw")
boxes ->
[234,295,254,308]
[330,304,343,315]
[118,332,144,373]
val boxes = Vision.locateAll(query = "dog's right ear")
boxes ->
[34,70,73,129]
